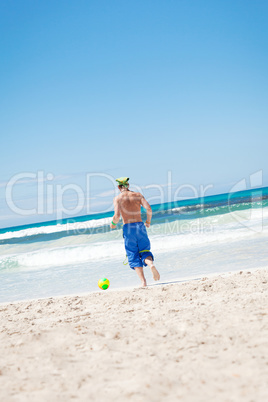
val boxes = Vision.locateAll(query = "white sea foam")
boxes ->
[1,203,268,275]
[1,201,268,302]
[0,217,111,241]
[171,204,203,212]
[1,217,267,272]
[1,203,268,242]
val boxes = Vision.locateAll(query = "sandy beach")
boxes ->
[0,269,267,402]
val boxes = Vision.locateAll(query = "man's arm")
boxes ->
[141,196,152,228]
[110,197,121,229]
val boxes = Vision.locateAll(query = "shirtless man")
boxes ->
[110,177,160,287]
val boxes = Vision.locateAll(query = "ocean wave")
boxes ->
[1,221,267,272]
[0,217,111,241]
[171,204,203,212]
[1,202,268,244]
[0,240,124,271]
[171,201,260,214]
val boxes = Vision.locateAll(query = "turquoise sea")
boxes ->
[1,187,268,303]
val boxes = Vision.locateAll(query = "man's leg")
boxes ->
[134,267,147,287]
[144,256,160,281]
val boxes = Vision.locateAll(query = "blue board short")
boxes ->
[123,222,154,270]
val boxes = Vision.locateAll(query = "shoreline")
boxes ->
[1,266,267,306]
[1,268,267,401]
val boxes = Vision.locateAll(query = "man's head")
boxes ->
[116,177,129,191]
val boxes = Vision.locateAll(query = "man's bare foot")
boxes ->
[135,267,147,287]
[150,265,160,281]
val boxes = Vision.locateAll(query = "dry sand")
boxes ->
[0,269,268,402]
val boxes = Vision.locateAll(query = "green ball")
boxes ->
[98,278,110,290]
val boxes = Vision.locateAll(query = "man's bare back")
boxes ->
[115,190,143,224]
[112,189,152,226]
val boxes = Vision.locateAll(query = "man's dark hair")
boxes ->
[119,183,129,190]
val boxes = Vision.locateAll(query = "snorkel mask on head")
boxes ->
[116,177,129,188]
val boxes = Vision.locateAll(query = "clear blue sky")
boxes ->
[0,0,268,227]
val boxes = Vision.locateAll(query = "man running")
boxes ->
[110,177,160,287]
